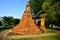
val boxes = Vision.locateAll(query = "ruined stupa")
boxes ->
[11,2,40,34]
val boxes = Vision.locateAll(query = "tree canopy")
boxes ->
[2,16,20,27]
[30,0,60,26]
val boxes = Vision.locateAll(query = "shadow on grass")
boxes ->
[53,28,60,31]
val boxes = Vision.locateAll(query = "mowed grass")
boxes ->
[44,29,58,33]
[16,35,60,40]
[32,35,60,40]
[16,38,32,40]
[16,29,60,40]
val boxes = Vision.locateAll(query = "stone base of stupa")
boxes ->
[11,24,40,34]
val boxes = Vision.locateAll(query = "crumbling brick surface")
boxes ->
[11,1,46,34]
[11,11,40,34]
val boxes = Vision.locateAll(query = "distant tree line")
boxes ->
[0,16,20,28]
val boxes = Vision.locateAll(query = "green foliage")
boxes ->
[42,0,53,10]
[46,2,60,25]
[2,16,13,27]
[13,19,20,26]
[30,0,44,14]
[30,0,60,26]
[2,16,20,27]
[0,21,2,26]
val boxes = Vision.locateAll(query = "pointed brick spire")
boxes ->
[11,1,40,34]
[25,1,30,12]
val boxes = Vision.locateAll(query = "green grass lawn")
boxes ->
[44,29,58,33]
[16,38,32,40]
[0,28,60,40]
[16,35,60,40]
[32,35,60,40]
[16,29,60,40]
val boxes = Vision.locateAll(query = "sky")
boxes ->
[0,0,28,19]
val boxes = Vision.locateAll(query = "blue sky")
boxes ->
[0,0,28,19]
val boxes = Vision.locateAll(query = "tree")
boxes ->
[2,16,14,27]
[46,2,60,25]
[30,0,60,27]
[2,16,20,28]
[0,21,2,26]
[30,0,44,19]
[13,18,20,26]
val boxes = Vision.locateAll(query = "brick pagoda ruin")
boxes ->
[11,2,46,34]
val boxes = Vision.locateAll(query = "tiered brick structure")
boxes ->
[11,2,40,34]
